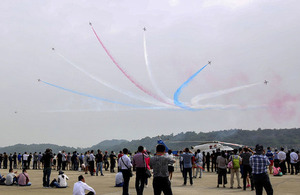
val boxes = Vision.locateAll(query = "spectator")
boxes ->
[118,148,132,195]
[41,148,54,188]
[278,148,286,175]
[51,170,69,188]
[250,144,273,195]
[18,168,31,186]
[229,149,242,189]
[195,149,203,179]
[132,146,148,195]
[5,168,18,185]
[180,148,194,186]
[0,171,6,185]
[290,149,298,175]
[150,144,175,195]
[73,175,96,195]
[216,151,227,188]
[115,171,124,187]
[240,147,254,191]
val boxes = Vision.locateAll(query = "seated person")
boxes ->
[115,172,124,187]
[51,170,69,188]
[6,168,18,185]
[273,166,282,176]
[18,168,31,186]
[0,172,6,185]
[73,175,96,195]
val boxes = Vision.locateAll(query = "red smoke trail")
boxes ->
[267,93,300,121]
[91,26,171,106]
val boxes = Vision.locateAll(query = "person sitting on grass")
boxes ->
[115,171,124,187]
[5,168,18,185]
[73,175,96,195]
[0,172,6,185]
[18,168,31,186]
[50,170,69,188]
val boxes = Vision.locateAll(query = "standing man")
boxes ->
[278,148,286,175]
[27,153,32,169]
[89,150,95,176]
[180,148,194,186]
[41,148,54,188]
[118,148,132,195]
[132,146,148,195]
[13,152,17,169]
[240,147,254,191]
[17,153,22,169]
[23,152,29,169]
[110,151,117,173]
[250,144,273,195]
[33,152,38,169]
[57,151,62,171]
[103,151,109,171]
[229,149,242,189]
[150,144,175,195]
[62,151,67,171]
[37,152,43,170]
[290,149,298,175]
[95,150,104,176]
[195,149,203,178]
[286,150,291,173]
[3,153,8,169]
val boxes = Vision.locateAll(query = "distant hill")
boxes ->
[1,128,299,154]
[88,139,129,152]
[0,144,78,154]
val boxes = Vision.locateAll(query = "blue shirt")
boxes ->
[250,155,270,174]
[180,153,194,168]
[266,150,273,161]
[274,152,279,160]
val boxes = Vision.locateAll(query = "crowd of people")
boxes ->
[0,144,299,195]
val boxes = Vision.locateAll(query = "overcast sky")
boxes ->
[1,0,299,147]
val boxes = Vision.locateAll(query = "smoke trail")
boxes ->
[53,50,167,107]
[143,29,174,105]
[189,103,267,110]
[90,24,172,106]
[190,83,261,106]
[173,64,208,110]
[40,80,166,109]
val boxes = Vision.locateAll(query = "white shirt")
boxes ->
[58,174,69,187]
[115,172,124,185]
[23,154,29,161]
[73,181,96,195]
[196,153,203,163]
[5,173,15,185]
[278,151,286,161]
[290,152,298,163]
[89,153,95,161]
[118,155,132,170]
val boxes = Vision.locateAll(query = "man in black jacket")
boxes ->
[41,148,54,188]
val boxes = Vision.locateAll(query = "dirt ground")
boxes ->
[0,167,299,195]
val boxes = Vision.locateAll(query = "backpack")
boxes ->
[232,155,240,169]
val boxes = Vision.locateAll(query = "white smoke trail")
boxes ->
[143,30,175,106]
[54,50,168,107]
[189,103,267,110]
[191,83,261,106]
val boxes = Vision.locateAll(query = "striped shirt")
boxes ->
[249,154,270,174]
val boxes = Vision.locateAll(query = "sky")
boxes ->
[1,0,299,147]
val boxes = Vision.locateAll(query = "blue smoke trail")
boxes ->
[40,80,165,109]
[173,64,208,110]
